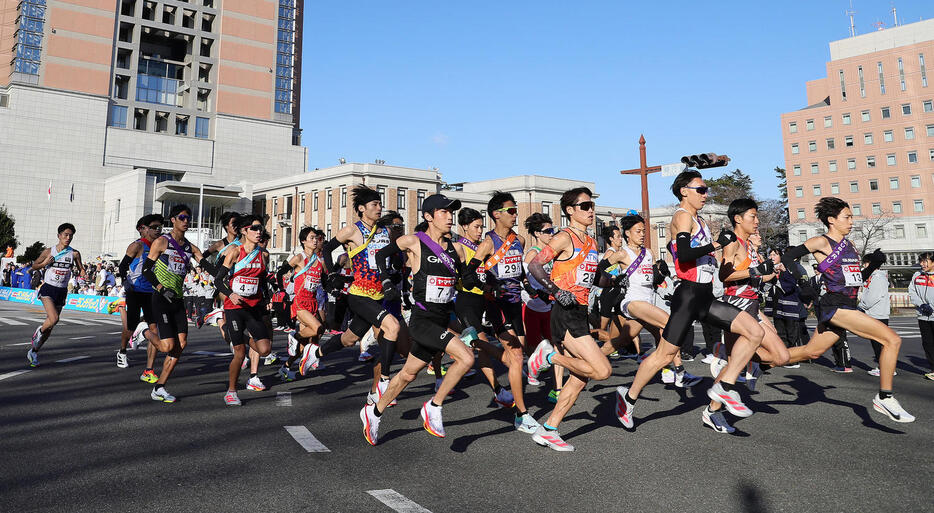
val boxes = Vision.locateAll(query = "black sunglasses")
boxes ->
[147,224,162,230]
[540,227,556,235]
[175,214,190,221]
[248,224,263,232]
[684,185,709,195]
[572,201,595,211]
[389,223,405,231]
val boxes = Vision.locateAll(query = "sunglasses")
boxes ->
[541,227,556,235]
[389,223,405,231]
[148,224,163,230]
[248,224,263,232]
[496,207,518,216]
[175,214,190,221]
[684,185,709,195]
[572,201,595,211]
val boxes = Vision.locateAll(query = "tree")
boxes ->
[758,198,789,251]
[774,166,787,201]
[16,241,44,265]
[705,169,755,205]
[0,204,17,254]
[850,209,896,257]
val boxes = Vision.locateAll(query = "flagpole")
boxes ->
[45,181,51,245]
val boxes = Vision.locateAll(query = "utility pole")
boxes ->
[619,135,662,250]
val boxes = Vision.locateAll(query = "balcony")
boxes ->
[276,211,293,227]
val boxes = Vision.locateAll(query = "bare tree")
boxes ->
[850,208,896,257]
[757,198,789,251]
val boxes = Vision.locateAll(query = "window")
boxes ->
[840,70,847,100]
[912,175,921,188]
[890,177,900,190]
[844,136,853,147]
[831,183,840,194]
[866,156,876,168]
[852,204,862,216]
[812,185,821,196]
[325,188,332,209]
[902,103,912,115]
[108,105,128,128]
[195,117,209,138]
[869,179,879,191]
[915,200,925,213]
[919,224,929,238]
[793,165,801,176]
[826,138,835,149]
[272,228,277,248]
[788,122,797,133]
[797,208,805,220]
[175,115,188,135]
[340,186,347,208]
[326,225,331,239]
[824,116,832,128]
[791,143,799,154]
[657,224,665,239]
[12,0,45,76]
[894,225,905,239]
[798,230,808,244]
[905,127,915,140]
[864,133,873,144]
[931,149,934,161]
[795,186,803,198]
[417,190,426,210]
[810,163,819,174]
[861,110,870,122]
[808,140,817,152]
[881,107,891,119]
[858,65,866,97]
[893,201,902,214]
[847,158,856,170]
[899,57,907,91]
[542,203,550,216]
[829,160,838,172]
[872,203,882,215]
[312,190,318,211]
[378,186,386,206]
[806,119,815,131]
[922,54,929,88]
[887,154,896,166]
[842,113,851,125]
[878,62,886,94]
[300,194,305,213]
[909,151,918,163]
[273,198,278,215]
[114,199,121,222]
[883,130,893,142]
[397,188,406,209]
[850,181,859,193]
[275,1,296,114]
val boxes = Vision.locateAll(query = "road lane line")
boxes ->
[0,370,32,381]
[366,489,433,513]
[60,318,96,326]
[8,342,33,346]
[93,318,123,325]
[193,351,232,356]
[276,392,292,406]
[0,317,27,325]
[69,336,95,340]
[284,426,330,452]
[56,356,90,363]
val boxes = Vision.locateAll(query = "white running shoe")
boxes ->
[420,401,445,437]
[299,343,320,376]
[287,331,299,357]
[26,348,38,367]
[661,368,675,384]
[30,327,42,349]
[116,351,129,369]
[494,387,515,408]
[366,390,380,405]
[525,369,543,387]
[527,339,554,380]
[709,357,728,379]
[246,375,266,391]
[615,386,635,428]
[532,426,574,452]
[702,407,736,434]
[867,367,895,377]
[700,353,716,364]
[131,321,148,349]
[707,382,752,418]
[263,353,279,366]
[360,404,380,445]
[241,356,249,371]
[872,394,915,423]
[515,413,541,433]
[224,391,241,406]
[151,387,176,403]
[676,370,702,388]
[376,379,396,406]
[783,363,801,369]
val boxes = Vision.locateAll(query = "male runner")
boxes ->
[27,222,89,367]
[116,214,162,379]
[277,226,325,379]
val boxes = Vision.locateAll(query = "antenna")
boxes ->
[892,4,898,27]
[847,0,857,37]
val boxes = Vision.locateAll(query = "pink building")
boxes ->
[781,18,934,279]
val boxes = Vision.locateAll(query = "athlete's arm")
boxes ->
[118,241,141,280]
[30,248,52,270]
[72,250,88,281]
[781,236,824,280]
[213,245,240,303]
[528,231,576,306]
[670,211,725,261]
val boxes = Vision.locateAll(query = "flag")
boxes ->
[70,184,74,202]
[47,181,51,201]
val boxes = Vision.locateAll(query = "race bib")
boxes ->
[843,264,862,287]
[576,259,597,288]
[426,275,455,303]
[304,271,321,291]
[232,276,259,296]
[498,254,522,278]
[169,254,187,274]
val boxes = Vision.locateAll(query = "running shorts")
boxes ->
[662,280,742,348]
[723,294,762,322]
[37,283,67,309]
[409,309,457,363]
[455,292,486,331]
[487,298,525,336]
[152,293,188,339]
[125,289,155,328]
[291,289,319,319]
[816,292,858,338]
[523,306,552,347]
[225,304,272,345]
[551,302,591,341]
[347,294,391,338]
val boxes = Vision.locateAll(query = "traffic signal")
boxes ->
[680,153,730,169]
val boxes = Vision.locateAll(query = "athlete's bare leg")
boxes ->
[543,334,611,428]
[155,333,187,385]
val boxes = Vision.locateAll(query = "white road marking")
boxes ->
[69,336,95,340]
[55,356,90,363]
[93,318,123,325]
[0,317,27,325]
[0,370,32,381]
[366,489,433,513]
[276,392,292,406]
[108,331,123,335]
[284,425,330,452]
[192,351,232,356]
[8,342,33,346]
[60,318,95,326]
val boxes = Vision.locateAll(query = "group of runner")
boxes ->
[25,170,916,452]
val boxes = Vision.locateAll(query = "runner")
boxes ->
[461,191,538,432]
[523,212,564,403]
[213,215,273,406]
[140,204,209,403]
[613,170,765,434]
[277,226,325,380]
[781,197,914,422]
[595,223,627,356]
[27,223,89,367]
[524,187,612,451]
[115,214,162,380]
[360,194,473,444]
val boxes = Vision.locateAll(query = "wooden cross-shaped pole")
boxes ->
[619,135,663,250]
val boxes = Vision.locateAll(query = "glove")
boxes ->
[919,304,934,317]
[461,270,481,290]
[523,282,542,299]
[381,279,400,302]
[868,248,886,265]
[655,260,670,278]
[748,260,774,277]
[554,289,577,307]
[402,292,413,311]
[612,272,630,289]
[716,230,737,247]
[159,287,177,302]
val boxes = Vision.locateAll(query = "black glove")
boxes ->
[749,260,774,277]
[868,248,886,265]
[798,280,818,303]
[381,279,401,302]
[612,272,630,289]
[655,260,670,278]
[554,289,577,307]
[159,287,177,302]
[716,230,737,248]
[919,304,934,317]
[402,292,413,311]
[523,282,542,299]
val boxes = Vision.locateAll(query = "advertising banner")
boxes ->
[0,287,122,315]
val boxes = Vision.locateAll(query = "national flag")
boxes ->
[70,184,74,202]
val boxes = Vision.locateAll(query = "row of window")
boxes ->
[793,175,927,198]
[791,149,933,175]
[107,104,209,138]
[791,125,934,155]
[789,101,932,133]
[837,54,928,101]
[274,0,296,114]
[796,197,925,218]
[12,0,45,76]
[273,187,431,216]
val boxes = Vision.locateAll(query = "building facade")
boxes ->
[0,0,306,256]
[781,19,934,280]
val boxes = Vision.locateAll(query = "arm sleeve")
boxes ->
[675,232,715,262]
[461,258,483,290]
[141,258,160,289]
[322,237,342,271]
[374,240,401,281]
[213,264,233,298]
[117,254,133,280]
[528,248,561,296]
[198,256,216,276]
[781,244,811,280]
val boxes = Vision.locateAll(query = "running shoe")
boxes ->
[707,382,752,418]
[872,394,915,423]
[241,356,249,371]
[277,365,296,382]
[547,389,560,404]
[830,366,853,373]
[867,367,897,377]
[675,370,702,388]
[116,351,129,369]
[680,352,695,362]
[203,308,224,327]
[287,331,299,357]
[525,369,543,387]
[151,387,176,403]
[30,327,41,349]
[263,353,279,366]
[608,351,620,359]
[924,372,934,381]
[358,343,379,362]
[26,348,38,368]
[532,426,574,452]
[661,368,675,384]
[515,413,541,434]
[460,326,479,347]
[224,391,241,406]
[709,357,728,378]
[702,407,736,434]
[494,387,515,408]
[615,386,634,428]
[783,363,801,369]
[140,369,158,383]
[700,353,716,364]
[131,321,148,349]
[527,338,554,380]
[420,401,445,437]
[299,343,320,376]
[195,312,205,329]
[744,362,762,392]
[374,379,397,406]
[360,404,380,445]
[426,363,447,376]
[246,375,266,391]
[366,390,380,406]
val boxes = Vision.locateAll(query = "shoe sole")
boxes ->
[420,404,445,438]
[516,423,538,434]
[151,396,176,403]
[532,433,574,451]
[873,402,914,423]
[707,387,753,418]
[246,385,265,391]
[360,408,377,446]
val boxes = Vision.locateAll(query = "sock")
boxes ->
[514,407,527,418]
[707,405,720,413]
[493,384,503,395]
[373,405,383,417]
[250,373,257,379]
[119,349,127,354]
[430,399,442,408]
[543,422,557,431]
[153,385,164,392]
[379,338,397,374]
[318,334,344,357]
[145,367,153,372]
[674,365,684,373]
[625,391,637,404]
[721,382,736,392]
[545,351,556,365]
[879,389,893,399]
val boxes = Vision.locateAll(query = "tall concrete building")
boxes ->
[0,0,307,256]
[781,18,934,280]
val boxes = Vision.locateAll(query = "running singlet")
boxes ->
[485,231,524,302]
[668,208,717,283]
[214,237,242,265]
[723,237,759,300]
[456,236,485,295]
[224,245,266,309]
[621,246,654,303]
[524,245,553,312]
[348,221,390,300]
[127,238,155,293]
[550,229,599,305]
[294,253,323,293]
[43,244,74,288]
[412,237,459,315]
[154,235,192,296]
[817,235,861,300]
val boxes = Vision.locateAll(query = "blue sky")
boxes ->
[300,1,932,208]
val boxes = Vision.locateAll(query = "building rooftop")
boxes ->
[829,18,934,61]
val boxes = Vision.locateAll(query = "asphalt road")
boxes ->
[1,300,933,512]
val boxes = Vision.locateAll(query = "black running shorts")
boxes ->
[455,292,486,331]
[224,304,272,345]
[551,302,591,341]
[152,293,188,340]
[347,294,391,338]
[37,284,67,310]
[125,289,155,328]
[662,281,742,348]
[409,310,457,363]
[486,298,525,337]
